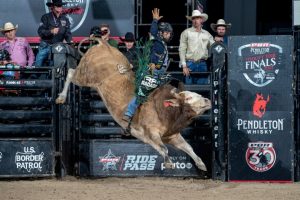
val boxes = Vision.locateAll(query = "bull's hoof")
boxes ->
[121,127,131,137]
[164,162,175,169]
[55,95,66,104]
[196,162,207,171]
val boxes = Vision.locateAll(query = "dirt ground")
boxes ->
[1,177,300,200]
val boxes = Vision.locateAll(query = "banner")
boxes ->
[0,140,54,177]
[79,140,209,177]
[227,35,294,181]
[0,0,134,37]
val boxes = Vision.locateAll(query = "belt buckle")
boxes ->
[197,59,205,63]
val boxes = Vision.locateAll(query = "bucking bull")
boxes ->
[55,39,211,171]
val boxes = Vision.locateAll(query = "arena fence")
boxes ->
[0,66,59,177]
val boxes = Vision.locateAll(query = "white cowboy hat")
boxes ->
[0,22,18,33]
[186,10,208,22]
[210,19,231,32]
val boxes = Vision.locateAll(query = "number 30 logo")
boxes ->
[245,142,276,172]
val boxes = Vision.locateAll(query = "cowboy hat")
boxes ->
[210,19,231,32]
[120,32,135,42]
[186,10,208,22]
[46,0,66,7]
[0,22,18,33]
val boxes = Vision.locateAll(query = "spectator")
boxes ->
[87,26,102,48]
[89,26,102,38]
[120,32,138,72]
[0,49,15,79]
[0,22,34,68]
[35,0,72,66]
[210,19,231,45]
[99,24,118,48]
[0,49,19,95]
[179,10,214,85]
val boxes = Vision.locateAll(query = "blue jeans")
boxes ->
[35,41,51,67]
[124,96,138,117]
[124,67,166,117]
[185,60,209,84]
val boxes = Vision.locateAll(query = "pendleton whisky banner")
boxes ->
[227,35,294,181]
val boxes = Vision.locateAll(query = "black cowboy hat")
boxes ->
[120,32,135,42]
[46,0,66,7]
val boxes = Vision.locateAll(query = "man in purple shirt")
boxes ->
[0,22,35,67]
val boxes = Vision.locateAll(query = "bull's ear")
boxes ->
[164,99,180,107]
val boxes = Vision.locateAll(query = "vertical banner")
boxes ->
[228,36,294,181]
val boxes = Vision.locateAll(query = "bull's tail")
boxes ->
[77,37,103,56]
[91,37,102,46]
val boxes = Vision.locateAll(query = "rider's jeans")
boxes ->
[124,96,138,117]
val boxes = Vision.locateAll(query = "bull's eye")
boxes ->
[185,96,192,101]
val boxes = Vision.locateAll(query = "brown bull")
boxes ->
[56,39,211,171]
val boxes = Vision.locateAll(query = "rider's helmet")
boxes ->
[90,26,101,38]
[158,22,173,43]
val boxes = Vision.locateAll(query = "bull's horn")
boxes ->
[178,91,188,98]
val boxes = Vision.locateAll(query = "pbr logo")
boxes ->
[245,142,276,172]
[44,0,90,32]
[238,43,284,87]
[99,149,121,171]
[252,93,270,118]
[214,45,224,53]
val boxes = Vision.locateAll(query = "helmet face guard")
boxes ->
[158,22,173,43]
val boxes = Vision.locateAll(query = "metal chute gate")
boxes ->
[0,66,59,177]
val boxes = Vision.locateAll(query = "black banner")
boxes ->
[0,140,54,177]
[228,35,294,181]
[79,140,207,177]
[0,0,134,37]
